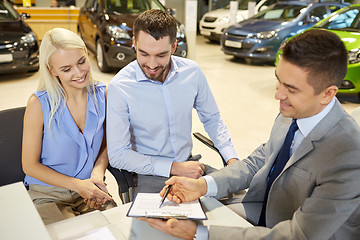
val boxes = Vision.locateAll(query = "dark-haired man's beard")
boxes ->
[139,61,171,83]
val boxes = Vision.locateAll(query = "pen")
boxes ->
[159,185,172,208]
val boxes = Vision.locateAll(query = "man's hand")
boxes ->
[74,179,113,208]
[170,161,205,178]
[138,218,196,240]
[227,158,238,166]
[160,176,207,204]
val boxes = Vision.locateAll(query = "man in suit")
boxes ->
[140,29,360,239]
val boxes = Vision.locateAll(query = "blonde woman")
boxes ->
[22,28,115,225]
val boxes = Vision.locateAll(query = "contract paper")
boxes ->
[127,193,207,220]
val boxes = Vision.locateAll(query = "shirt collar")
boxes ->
[134,56,179,84]
[297,97,336,138]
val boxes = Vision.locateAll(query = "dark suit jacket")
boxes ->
[208,99,360,239]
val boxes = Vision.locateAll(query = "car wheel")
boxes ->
[245,58,253,65]
[96,39,111,72]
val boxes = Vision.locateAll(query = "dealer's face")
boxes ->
[275,57,325,119]
[133,31,177,83]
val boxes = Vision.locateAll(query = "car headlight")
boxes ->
[219,17,230,24]
[20,31,37,47]
[176,24,185,39]
[348,48,360,64]
[256,30,277,39]
[107,25,131,40]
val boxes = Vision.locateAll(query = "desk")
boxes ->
[0,182,51,240]
[47,197,253,239]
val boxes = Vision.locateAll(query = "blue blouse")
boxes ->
[24,83,106,186]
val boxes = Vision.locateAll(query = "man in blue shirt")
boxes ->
[139,30,360,239]
[107,9,238,194]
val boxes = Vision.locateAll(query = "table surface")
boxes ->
[0,182,252,240]
[46,196,253,240]
[0,182,52,240]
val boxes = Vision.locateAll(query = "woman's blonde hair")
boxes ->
[38,28,97,129]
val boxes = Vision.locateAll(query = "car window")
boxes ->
[0,1,18,20]
[224,0,259,11]
[104,0,164,13]
[317,7,360,30]
[84,0,96,8]
[255,4,305,20]
[259,0,277,9]
[308,5,328,23]
[329,5,342,14]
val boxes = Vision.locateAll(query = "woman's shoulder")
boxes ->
[27,94,42,108]
[25,94,44,122]
[33,90,48,99]
[93,82,106,94]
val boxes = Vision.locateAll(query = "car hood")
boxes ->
[107,12,138,32]
[0,20,30,43]
[326,29,360,50]
[226,19,291,35]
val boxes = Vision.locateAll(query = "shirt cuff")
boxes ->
[219,145,238,162]
[151,157,174,177]
[201,175,217,197]
[195,225,208,240]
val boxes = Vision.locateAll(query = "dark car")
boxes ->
[221,0,347,63]
[78,0,187,72]
[0,0,39,74]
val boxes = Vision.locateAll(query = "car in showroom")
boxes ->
[199,0,278,42]
[220,0,347,64]
[0,0,39,74]
[278,4,360,95]
[78,0,187,72]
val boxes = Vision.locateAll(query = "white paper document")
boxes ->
[127,193,207,220]
[71,226,117,240]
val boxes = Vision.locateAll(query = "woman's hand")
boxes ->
[74,178,113,209]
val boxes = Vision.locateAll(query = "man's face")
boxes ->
[275,58,326,119]
[133,31,177,83]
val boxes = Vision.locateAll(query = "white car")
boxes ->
[199,0,277,42]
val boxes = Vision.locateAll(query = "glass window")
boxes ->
[317,8,360,30]
[84,0,95,8]
[255,4,304,20]
[0,1,18,21]
[105,0,164,13]
[308,6,328,22]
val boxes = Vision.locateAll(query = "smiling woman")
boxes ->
[21,28,116,225]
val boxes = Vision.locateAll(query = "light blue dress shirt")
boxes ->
[107,56,238,177]
[24,83,106,186]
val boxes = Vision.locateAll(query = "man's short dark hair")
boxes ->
[133,9,177,44]
[282,29,348,94]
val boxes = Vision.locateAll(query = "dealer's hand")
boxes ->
[138,217,196,240]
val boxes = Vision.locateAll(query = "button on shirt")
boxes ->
[107,56,238,177]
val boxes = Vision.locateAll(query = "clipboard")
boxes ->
[126,193,207,220]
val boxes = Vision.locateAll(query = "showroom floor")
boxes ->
[1,36,360,205]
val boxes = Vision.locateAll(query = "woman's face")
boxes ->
[49,48,90,92]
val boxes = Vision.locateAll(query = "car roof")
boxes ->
[275,0,347,5]
[279,0,345,3]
